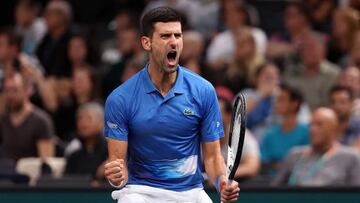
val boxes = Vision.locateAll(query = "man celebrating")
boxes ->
[104,7,239,203]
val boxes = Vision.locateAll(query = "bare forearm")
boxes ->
[235,156,260,178]
[37,139,55,160]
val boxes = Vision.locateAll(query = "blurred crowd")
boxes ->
[1,0,360,188]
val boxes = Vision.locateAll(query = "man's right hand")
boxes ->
[104,159,128,187]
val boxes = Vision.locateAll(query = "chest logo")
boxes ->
[183,108,194,116]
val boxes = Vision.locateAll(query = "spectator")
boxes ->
[348,30,360,67]
[261,84,309,173]
[0,73,54,161]
[67,33,100,71]
[329,85,360,149]
[0,28,22,80]
[65,102,107,186]
[304,0,335,33]
[102,25,145,99]
[267,2,313,60]
[179,30,204,75]
[273,107,360,186]
[222,27,265,93]
[216,86,260,179]
[337,66,360,117]
[284,33,340,110]
[206,0,267,69]
[240,62,280,140]
[36,0,73,77]
[14,0,46,55]
[327,7,359,66]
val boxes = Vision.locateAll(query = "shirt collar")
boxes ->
[142,64,185,94]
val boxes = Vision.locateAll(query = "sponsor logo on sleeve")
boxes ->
[107,121,118,129]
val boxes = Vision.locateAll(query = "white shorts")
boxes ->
[111,185,213,203]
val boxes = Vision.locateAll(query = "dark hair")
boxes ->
[286,1,312,24]
[0,28,22,50]
[254,62,279,79]
[140,7,182,37]
[329,85,354,100]
[280,83,303,112]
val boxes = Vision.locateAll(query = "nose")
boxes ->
[169,35,177,48]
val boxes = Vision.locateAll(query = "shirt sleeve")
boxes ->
[200,85,224,142]
[35,110,55,140]
[104,92,129,141]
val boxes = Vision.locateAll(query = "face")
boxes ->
[275,90,294,116]
[77,109,102,138]
[68,37,87,64]
[332,11,349,38]
[223,1,247,30]
[3,75,27,112]
[235,34,255,60]
[72,69,93,98]
[0,35,10,62]
[117,28,138,55]
[144,22,183,73]
[330,91,352,120]
[338,67,360,96]
[256,64,280,87]
[310,110,337,149]
[44,5,66,31]
[15,4,36,26]
[285,5,307,34]
[300,37,324,67]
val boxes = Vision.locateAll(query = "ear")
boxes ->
[141,36,151,51]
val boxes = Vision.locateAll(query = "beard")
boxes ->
[7,101,25,113]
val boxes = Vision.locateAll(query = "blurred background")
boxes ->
[0,0,360,202]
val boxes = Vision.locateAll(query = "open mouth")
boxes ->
[167,50,177,66]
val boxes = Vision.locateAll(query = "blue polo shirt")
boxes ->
[104,65,224,192]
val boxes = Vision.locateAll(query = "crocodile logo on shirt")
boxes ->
[183,108,194,116]
[107,121,118,129]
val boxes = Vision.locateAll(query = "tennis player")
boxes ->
[104,7,240,203]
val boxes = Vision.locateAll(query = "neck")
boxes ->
[338,115,351,135]
[148,62,177,97]
[304,64,320,77]
[281,114,297,132]
[50,25,67,40]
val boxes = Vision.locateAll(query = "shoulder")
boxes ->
[181,66,215,93]
[320,61,340,76]
[337,145,360,159]
[31,106,53,123]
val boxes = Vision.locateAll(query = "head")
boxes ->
[15,0,40,27]
[0,29,22,63]
[117,25,140,56]
[72,66,95,99]
[76,102,104,139]
[275,84,303,116]
[254,63,280,88]
[300,33,326,68]
[234,27,256,61]
[68,35,88,65]
[180,30,204,62]
[332,7,359,40]
[350,30,360,66]
[44,0,72,32]
[329,85,353,121]
[140,7,183,73]
[310,107,338,150]
[222,0,249,30]
[337,66,360,97]
[3,73,32,112]
[284,2,311,35]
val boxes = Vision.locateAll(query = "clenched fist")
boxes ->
[104,159,128,187]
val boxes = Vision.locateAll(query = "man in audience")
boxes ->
[216,86,260,179]
[329,85,360,149]
[36,0,73,77]
[179,30,204,75]
[0,73,54,161]
[261,84,309,173]
[272,107,360,186]
[65,102,107,186]
[284,33,340,110]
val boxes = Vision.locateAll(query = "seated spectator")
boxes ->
[240,62,280,140]
[284,33,340,110]
[327,7,359,66]
[272,107,360,186]
[261,84,309,173]
[216,86,260,179]
[179,30,204,75]
[206,0,267,69]
[329,85,360,149]
[337,66,360,117]
[67,33,100,71]
[36,0,73,77]
[0,73,54,161]
[65,102,107,187]
[14,0,47,55]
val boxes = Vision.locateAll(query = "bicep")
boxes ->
[107,138,128,161]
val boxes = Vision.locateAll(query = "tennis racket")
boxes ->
[226,93,246,180]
